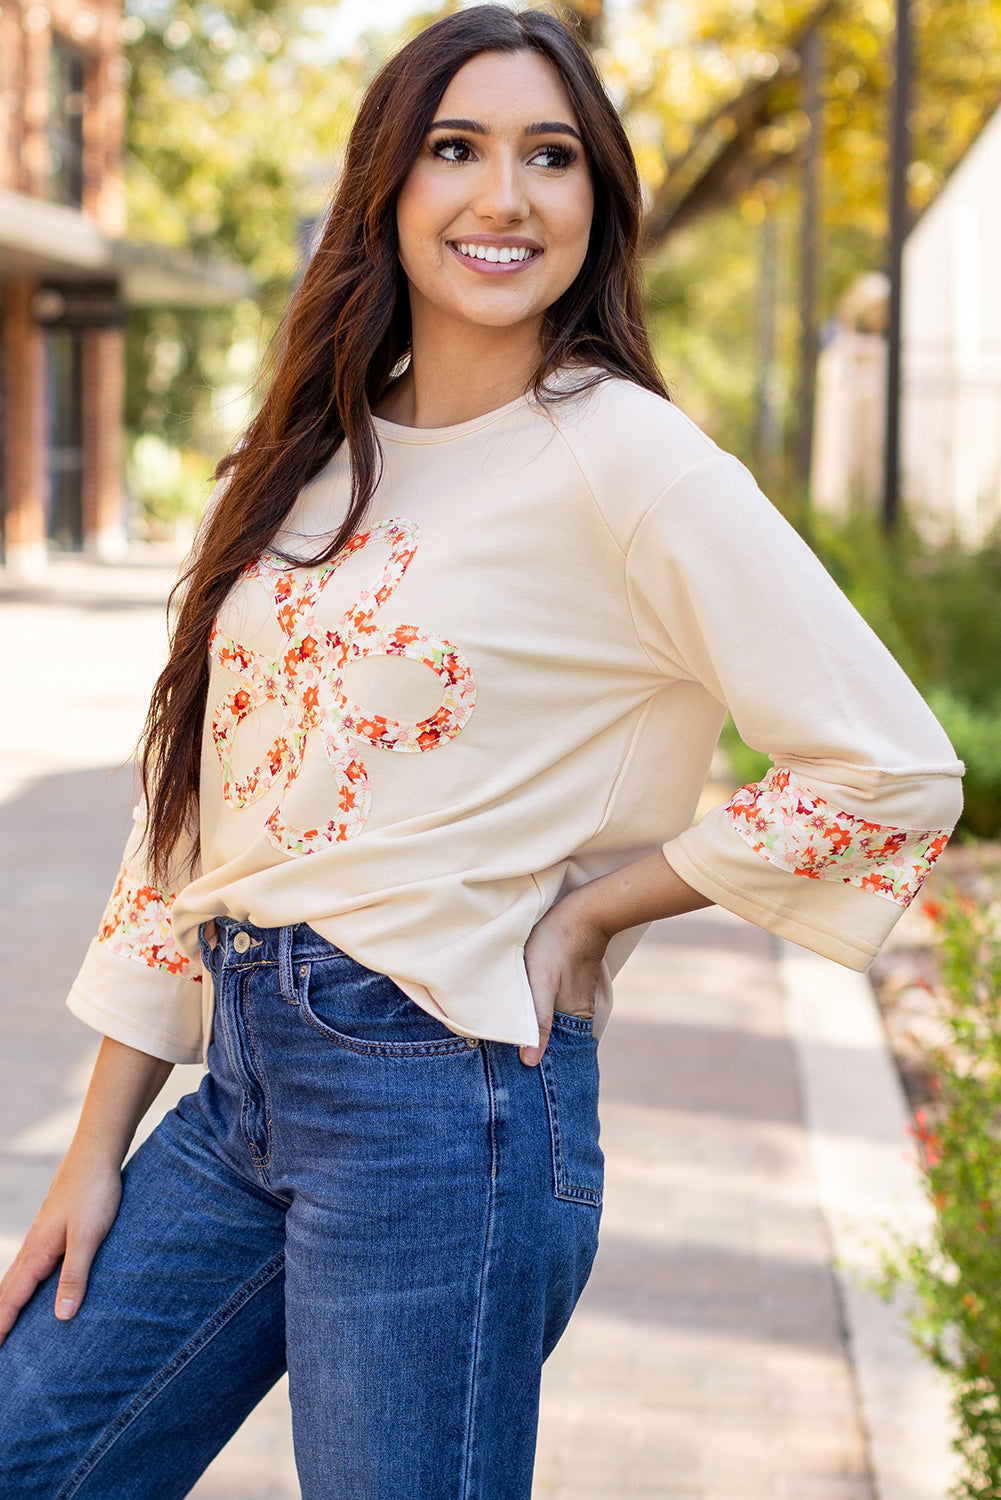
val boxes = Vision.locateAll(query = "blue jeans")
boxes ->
[0,920,603,1498]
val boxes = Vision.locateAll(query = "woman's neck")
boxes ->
[375,314,544,429]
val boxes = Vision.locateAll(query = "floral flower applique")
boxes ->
[97,864,194,976]
[725,765,950,907]
[209,517,477,856]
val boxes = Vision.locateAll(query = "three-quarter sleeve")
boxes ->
[66,802,206,1063]
[626,453,964,971]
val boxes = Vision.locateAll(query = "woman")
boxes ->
[0,7,962,1497]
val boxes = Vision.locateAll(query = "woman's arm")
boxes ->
[0,1037,173,1345]
[520,851,712,1065]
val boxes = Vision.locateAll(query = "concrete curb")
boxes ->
[776,939,958,1500]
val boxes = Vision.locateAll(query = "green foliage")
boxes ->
[120,0,374,459]
[719,715,772,787]
[123,0,364,291]
[805,513,1001,710]
[631,0,1001,464]
[927,693,1001,841]
[880,888,1001,1500]
[646,196,795,456]
[126,434,215,536]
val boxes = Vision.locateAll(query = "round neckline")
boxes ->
[370,389,533,444]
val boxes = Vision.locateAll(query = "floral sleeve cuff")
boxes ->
[724,766,950,908]
[67,939,208,1064]
[663,765,955,972]
[96,861,197,979]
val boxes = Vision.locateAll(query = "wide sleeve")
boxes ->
[626,453,964,972]
[66,802,207,1063]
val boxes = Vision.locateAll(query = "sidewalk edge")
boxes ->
[775,938,958,1500]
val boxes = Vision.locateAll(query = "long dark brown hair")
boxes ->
[141,3,669,878]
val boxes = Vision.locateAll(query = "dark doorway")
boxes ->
[46,327,84,550]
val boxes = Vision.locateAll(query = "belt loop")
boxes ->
[197,921,217,974]
[278,924,297,1004]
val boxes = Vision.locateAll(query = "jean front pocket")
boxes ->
[539,1012,604,1207]
[296,955,476,1058]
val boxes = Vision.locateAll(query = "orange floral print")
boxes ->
[725,765,949,907]
[210,518,476,857]
[97,863,194,976]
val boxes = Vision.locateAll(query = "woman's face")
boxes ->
[396,49,595,343]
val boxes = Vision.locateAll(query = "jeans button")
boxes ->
[232,930,252,953]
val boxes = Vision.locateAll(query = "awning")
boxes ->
[0,188,253,307]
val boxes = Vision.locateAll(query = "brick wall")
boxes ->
[1,0,127,567]
[3,281,47,574]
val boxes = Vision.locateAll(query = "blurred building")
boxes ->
[812,104,1001,544]
[0,0,250,574]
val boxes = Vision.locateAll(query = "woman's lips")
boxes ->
[447,241,542,275]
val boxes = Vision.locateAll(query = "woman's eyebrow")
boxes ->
[525,121,582,142]
[429,117,582,143]
[429,118,488,134]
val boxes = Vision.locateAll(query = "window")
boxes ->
[48,35,86,208]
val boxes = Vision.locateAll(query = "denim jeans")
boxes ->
[0,919,603,1499]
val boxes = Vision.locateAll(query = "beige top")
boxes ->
[67,375,964,1063]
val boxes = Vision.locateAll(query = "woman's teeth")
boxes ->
[455,243,536,263]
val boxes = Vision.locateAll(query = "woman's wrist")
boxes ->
[68,1038,174,1173]
[563,850,713,941]
[62,1125,134,1176]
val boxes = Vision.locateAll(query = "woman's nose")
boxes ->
[471,156,529,224]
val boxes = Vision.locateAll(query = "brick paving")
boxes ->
[533,914,873,1499]
[0,556,875,1498]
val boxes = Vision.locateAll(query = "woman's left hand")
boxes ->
[519,896,608,1067]
[518,852,714,1068]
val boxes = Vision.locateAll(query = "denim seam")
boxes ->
[296,999,475,1058]
[54,1250,287,1500]
[461,1043,499,1499]
[550,1012,594,1035]
[241,978,276,1172]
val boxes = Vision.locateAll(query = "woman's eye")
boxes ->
[432,137,475,164]
[529,144,577,171]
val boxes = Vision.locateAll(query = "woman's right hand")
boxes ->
[0,1035,173,1348]
[0,1148,122,1346]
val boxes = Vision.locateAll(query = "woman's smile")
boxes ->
[447,235,543,272]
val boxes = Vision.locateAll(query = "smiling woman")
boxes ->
[0,5,965,1499]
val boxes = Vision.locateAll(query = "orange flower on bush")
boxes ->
[911,1108,944,1170]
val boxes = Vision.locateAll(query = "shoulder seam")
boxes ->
[624,453,738,553]
[548,420,629,557]
[547,405,735,558]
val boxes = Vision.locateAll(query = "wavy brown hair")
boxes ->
[140,3,669,878]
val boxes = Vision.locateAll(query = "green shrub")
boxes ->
[806,513,1001,715]
[927,692,1001,841]
[718,715,771,789]
[880,886,1001,1499]
[127,435,215,539]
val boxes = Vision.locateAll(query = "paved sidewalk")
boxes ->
[0,555,952,1498]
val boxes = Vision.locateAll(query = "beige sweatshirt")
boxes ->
[67,375,964,1063]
